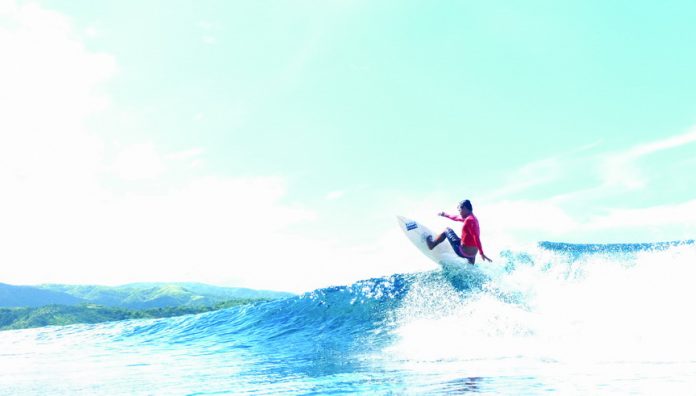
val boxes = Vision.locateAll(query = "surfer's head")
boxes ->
[458,199,472,215]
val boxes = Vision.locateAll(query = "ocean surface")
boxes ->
[2,241,696,395]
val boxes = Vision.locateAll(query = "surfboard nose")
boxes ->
[397,215,416,223]
[396,215,412,229]
[397,216,420,232]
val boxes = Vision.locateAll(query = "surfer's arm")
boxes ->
[474,235,493,262]
[467,221,492,262]
[475,236,491,262]
[438,212,464,222]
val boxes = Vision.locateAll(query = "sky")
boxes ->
[1,0,696,293]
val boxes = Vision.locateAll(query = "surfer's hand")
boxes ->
[437,211,445,216]
[481,254,492,263]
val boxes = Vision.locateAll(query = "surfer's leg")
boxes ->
[459,245,478,264]
[426,232,447,250]
[460,251,476,264]
[444,228,469,259]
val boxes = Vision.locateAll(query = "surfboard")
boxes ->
[396,215,473,268]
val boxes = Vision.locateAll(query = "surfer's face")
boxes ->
[459,207,470,216]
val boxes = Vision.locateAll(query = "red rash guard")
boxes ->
[442,213,485,255]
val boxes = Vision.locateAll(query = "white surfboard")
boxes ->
[397,215,484,276]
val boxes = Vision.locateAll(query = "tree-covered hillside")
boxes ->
[1,282,293,309]
[0,299,267,331]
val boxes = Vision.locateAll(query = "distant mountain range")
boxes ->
[0,282,294,309]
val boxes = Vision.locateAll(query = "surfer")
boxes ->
[426,199,492,264]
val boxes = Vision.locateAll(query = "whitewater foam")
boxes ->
[388,242,696,365]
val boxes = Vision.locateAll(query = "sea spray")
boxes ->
[388,242,696,365]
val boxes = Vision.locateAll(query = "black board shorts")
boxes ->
[444,228,476,263]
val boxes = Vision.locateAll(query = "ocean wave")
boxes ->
[4,241,696,394]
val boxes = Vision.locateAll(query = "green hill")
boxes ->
[0,299,266,331]
[0,283,84,308]
[123,282,294,301]
[31,283,293,309]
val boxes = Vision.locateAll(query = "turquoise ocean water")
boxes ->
[2,241,695,395]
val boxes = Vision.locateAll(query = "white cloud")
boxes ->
[166,147,204,161]
[628,128,696,157]
[198,20,218,45]
[0,1,115,186]
[485,157,562,199]
[166,147,204,169]
[326,190,345,200]
[481,200,578,234]
[485,141,606,202]
[473,197,696,246]
[0,2,325,293]
[112,143,166,181]
[198,20,216,30]
[584,200,696,232]
[478,129,696,240]
[0,174,324,291]
[600,128,696,190]
[84,25,99,38]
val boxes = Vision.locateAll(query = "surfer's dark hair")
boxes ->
[458,199,472,211]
